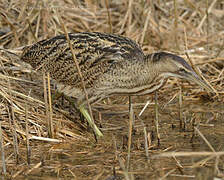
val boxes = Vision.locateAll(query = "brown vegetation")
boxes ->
[0,0,224,179]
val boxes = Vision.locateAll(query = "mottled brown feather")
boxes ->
[20,32,204,106]
[21,32,144,87]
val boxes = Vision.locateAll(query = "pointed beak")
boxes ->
[182,71,213,92]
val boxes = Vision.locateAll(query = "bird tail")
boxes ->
[0,46,33,73]
[0,46,25,58]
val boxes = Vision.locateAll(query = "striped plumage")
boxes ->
[21,32,212,107]
[20,32,212,137]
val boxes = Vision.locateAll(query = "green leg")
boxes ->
[79,105,103,137]
[52,91,64,102]
[53,92,103,137]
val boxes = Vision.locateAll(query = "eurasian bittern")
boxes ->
[20,32,213,137]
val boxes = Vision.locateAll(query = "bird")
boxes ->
[20,32,213,137]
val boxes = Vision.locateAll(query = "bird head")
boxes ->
[147,52,213,92]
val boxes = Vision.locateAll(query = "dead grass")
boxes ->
[0,0,224,179]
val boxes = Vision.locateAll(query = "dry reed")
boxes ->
[0,0,223,179]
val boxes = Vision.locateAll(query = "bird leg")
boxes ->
[52,91,65,105]
[128,96,132,112]
[79,105,103,137]
[56,92,103,137]
[154,91,161,147]
[77,92,104,137]
[52,92,86,123]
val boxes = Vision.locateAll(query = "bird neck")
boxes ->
[144,55,161,78]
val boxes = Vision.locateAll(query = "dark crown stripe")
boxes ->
[148,52,193,71]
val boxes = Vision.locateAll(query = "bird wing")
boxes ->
[21,32,144,88]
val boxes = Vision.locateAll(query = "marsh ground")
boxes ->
[0,0,224,179]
